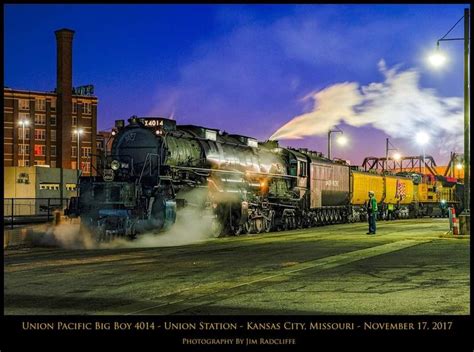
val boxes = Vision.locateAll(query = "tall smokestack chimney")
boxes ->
[55,28,74,169]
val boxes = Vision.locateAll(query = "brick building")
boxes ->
[3,28,98,176]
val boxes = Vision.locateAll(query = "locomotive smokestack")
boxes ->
[55,28,75,168]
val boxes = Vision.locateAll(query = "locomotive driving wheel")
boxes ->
[254,218,264,233]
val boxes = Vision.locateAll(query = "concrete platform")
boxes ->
[4,218,469,315]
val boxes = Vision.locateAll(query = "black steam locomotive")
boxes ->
[66,116,462,241]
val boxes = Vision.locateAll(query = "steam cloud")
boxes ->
[270,60,463,154]
[39,189,218,250]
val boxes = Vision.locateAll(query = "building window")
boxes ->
[34,145,46,156]
[72,116,77,126]
[19,112,30,121]
[66,183,77,191]
[82,103,92,114]
[35,99,46,111]
[19,144,30,155]
[82,147,91,157]
[81,161,91,173]
[51,145,56,157]
[73,102,78,114]
[71,161,77,169]
[34,129,46,140]
[72,146,77,158]
[35,114,46,125]
[51,130,56,141]
[51,160,56,168]
[34,160,46,166]
[50,116,56,126]
[18,127,30,139]
[19,99,30,110]
[50,99,56,111]
[39,183,60,190]
[18,159,30,167]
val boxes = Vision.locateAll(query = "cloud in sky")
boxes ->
[270,60,463,155]
[145,5,465,162]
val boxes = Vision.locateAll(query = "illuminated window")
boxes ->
[34,129,46,140]
[18,159,30,167]
[35,114,46,125]
[39,183,60,190]
[34,160,45,166]
[51,130,56,141]
[19,144,30,155]
[35,99,46,111]
[81,161,91,173]
[66,184,77,191]
[82,147,91,157]
[50,99,56,111]
[19,99,29,110]
[51,145,56,157]
[82,103,91,114]
[18,127,30,139]
[34,145,46,156]
[71,161,77,169]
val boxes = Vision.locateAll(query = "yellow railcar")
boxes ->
[384,176,414,205]
[351,171,384,205]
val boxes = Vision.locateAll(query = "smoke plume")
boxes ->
[270,60,463,153]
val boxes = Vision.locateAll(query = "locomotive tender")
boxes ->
[66,116,462,241]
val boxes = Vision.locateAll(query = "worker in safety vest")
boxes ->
[367,191,378,234]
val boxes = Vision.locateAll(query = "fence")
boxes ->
[3,198,70,229]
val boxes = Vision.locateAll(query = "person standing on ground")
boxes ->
[367,191,377,234]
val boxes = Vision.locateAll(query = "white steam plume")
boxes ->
[37,189,218,250]
[270,60,463,153]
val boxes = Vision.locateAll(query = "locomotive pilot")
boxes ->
[367,191,377,234]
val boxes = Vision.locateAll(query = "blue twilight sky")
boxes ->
[4,4,469,165]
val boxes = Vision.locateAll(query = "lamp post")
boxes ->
[416,132,430,175]
[428,8,470,229]
[18,119,30,167]
[385,138,399,172]
[328,127,345,160]
[74,128,84,186]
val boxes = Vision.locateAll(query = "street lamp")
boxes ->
[73,128,84,170]
[416,132,430,174]
[328,127,345,160]
[428,8,470,228]
[18,119,30,167]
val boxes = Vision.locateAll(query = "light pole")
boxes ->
[74,128,84,185]
[18,119,30,167]
[416,132,430,175]
[385,138,399,172]
[428,8,470,223]
[328,127,346,160]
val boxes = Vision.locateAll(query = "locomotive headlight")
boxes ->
[111,160,121,170]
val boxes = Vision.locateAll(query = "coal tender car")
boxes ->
[66,116,461,241]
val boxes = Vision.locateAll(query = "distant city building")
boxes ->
[96,130,113,156]
[3,87,98,175]
[3,28,98,176]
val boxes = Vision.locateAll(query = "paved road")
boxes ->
[4,218,469,315]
